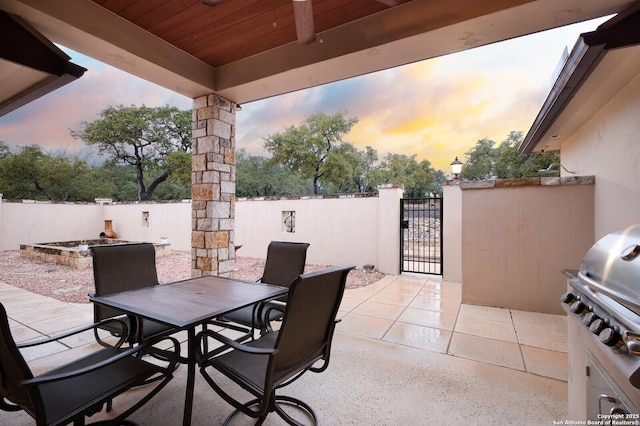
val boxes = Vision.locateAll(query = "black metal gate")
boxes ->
[400,197,443,274]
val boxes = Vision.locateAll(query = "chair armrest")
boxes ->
[22,334,180,387]
[196,328,278,362]
[17,317,128,349]
[262,305,285,333]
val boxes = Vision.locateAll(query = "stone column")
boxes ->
[191,94,237,277]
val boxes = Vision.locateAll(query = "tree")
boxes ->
[235,149,309,197]
[264,112,358,194]
[493,131,527,178]
[460,132,561,180]
[0,145,106,201]
[71,105,192,201]
[459,137,497,180]
[323,144,379,193]
[0,141,10,159]
[369,153,441,197]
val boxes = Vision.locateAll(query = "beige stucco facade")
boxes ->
[560,73,640,240]
[442,183,462,282]
[459,178,594,315]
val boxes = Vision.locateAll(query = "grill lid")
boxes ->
[578,224,640,313]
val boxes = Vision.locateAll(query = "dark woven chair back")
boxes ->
[0,303,33,412]
[271,264,354,385]
[260,241,310,288]
[91,243,158,322]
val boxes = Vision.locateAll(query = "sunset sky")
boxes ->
[0,17,608,173]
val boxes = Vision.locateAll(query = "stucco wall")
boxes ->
[0,201,192,251]
[0,187,404,274]
[102,202,193,250]
[461,178,594,315]
[561,72,640,240]
[0,201,103,249]
[443,183,462,282]
[234,185,403,274]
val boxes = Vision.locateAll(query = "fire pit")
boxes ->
[20,239,171,268]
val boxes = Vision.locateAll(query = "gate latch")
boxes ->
[401,220,409,229]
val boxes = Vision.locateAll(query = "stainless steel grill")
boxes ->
[562,225,640,420]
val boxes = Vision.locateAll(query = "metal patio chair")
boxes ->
[215,241,310,340]
[196,264,355,425]
[0,302,179,426]
[90,243,174,345]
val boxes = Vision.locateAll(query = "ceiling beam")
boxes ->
[376,0,402,6]
[293,0,316,45]
[201,0,225,6]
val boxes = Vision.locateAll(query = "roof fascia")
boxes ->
[0,9,86,117]
[519,2,640,154]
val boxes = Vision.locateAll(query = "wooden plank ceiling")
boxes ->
[0,0,634,110]
[92,0,404,67]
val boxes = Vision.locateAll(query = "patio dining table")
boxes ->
[90,275,287,426]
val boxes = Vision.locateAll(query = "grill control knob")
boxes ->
[582,312,598,326]
[627,340,640,356]
[561,292,576,304]
[624,332,640,355]
[600,327,622,347]
[590,318,605,334]
[570,300,586,314]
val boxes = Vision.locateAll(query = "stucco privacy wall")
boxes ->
[461,177,594,315]
[100,202,192,249]
[0,200,192,251]
[561,72,640,240]
[0,185,404,274]
[0,200,103,249]
[234,185,403,274]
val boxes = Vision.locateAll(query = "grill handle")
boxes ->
[599,394,623,415]
[621,244,640,261]
[577,271,640,314]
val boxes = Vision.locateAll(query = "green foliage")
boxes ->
[160,151,192,187]
[322,144,380,193]
[71,105,192,201]
[459,137,497,180]
[236,149,309,197]
[0,145,107,201]
[4,106,553,202]
[0,141,10,159]
[264,112,359,194]
[368,153,441,197]
[460,131,561,180]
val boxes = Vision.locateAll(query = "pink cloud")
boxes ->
[0,60,190,153]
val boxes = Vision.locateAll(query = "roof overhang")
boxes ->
[519,1,640,154]
[0,10,86,117]
[1,0,634,107]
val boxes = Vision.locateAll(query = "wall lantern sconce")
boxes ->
[450,156,463,180]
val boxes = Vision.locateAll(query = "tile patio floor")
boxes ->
[1,273,568,425]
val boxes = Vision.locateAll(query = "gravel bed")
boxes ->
[0,250,384,304]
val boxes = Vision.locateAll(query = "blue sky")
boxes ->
[0,17,608,172]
